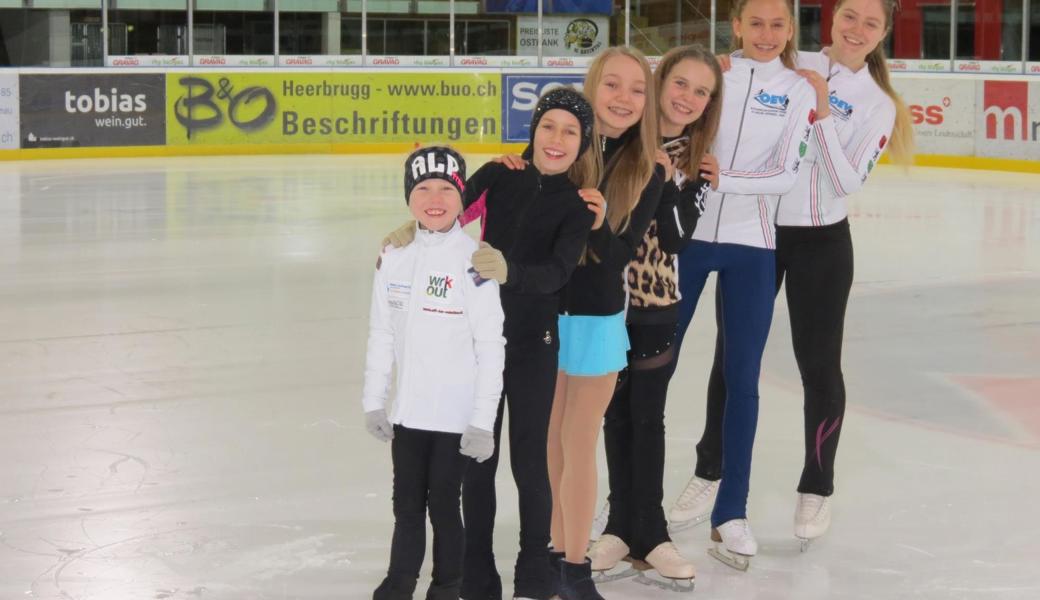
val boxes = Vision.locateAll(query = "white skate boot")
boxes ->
[586,533,635,583]
[708,519,757,572]
[632,541,695,592]
[668,475,719,533]
[590,501,610,541]
[794,493,831,551]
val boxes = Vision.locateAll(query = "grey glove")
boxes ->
[459,426,495,462]
[364,409,394,442]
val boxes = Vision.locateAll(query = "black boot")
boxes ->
[547,549,565,599]
[374,575,418,600]
[558,559,604,600]
[426,579,462,600]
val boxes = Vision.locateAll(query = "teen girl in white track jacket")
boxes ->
[362,221,505,435]
[670,49,815,562]
[691,52,817,247]
[776,50,895,226]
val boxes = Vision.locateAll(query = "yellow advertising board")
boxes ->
[165,72,500,146]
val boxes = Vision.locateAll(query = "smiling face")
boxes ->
[658,58,717,137]
[532,108,582,176]
[733,0,795,63]
[592,54,648,137]
[408,180,462,232]
[831,0,889,69]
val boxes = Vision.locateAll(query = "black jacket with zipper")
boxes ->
[560,134,666,317]
[464,161,594,347]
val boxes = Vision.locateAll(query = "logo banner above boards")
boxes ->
[502,73,585,143]
[19,74,166,148]
[166,72,501,146]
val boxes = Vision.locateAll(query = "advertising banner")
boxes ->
[0,73,17,150]
[953,60,1023,75]
[165,72,500,146]
[975,80,1040,160]
[19,74,166,148]
[194,55,276,68]
[107,55,190,68]
[502,73,584,143]
[516,15,609,58]
[279,55,364,67]
[892,77,975,156]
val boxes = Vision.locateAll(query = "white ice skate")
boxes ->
[668,475,719,533]
[630,541,695,592]
[794,493,831,552]
[708,519,757,572]
[590,501,610,541]
[586,533,636,583]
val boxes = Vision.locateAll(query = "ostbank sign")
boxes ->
[503,74,585,143]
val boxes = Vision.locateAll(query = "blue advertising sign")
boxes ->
[502,73,586,143]
[485,0,613,15]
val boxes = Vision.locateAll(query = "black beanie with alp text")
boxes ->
[404,146,467,203]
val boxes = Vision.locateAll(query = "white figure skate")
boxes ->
[794,493,831,552]
[708,519,757,572]
[667,476,719,533]
[586,533,636,583]
[631,541,695,592]
[590,501,610,541]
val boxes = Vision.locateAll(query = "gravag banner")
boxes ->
[166,72,500,145]
[19,74,165,148]
[503,74,585,143]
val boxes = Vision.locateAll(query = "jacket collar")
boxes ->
[415,219,461,246]
[730,51,786,79]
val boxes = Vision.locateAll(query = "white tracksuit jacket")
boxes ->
[362,221,505,435]
[776,50,896,227]
[691,53,817,249]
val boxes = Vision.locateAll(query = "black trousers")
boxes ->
[603,319,677,559]
[461,338,558,600]
[375,425,470,600]
[699,219,853,496]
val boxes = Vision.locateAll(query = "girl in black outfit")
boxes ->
[546,46,663,600]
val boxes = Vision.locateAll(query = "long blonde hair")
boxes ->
[731,0,799,70]
[584,46,659,235]
[655,45,723,182]
[834,0,914,165]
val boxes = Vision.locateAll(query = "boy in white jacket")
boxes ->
[362,146,506,600]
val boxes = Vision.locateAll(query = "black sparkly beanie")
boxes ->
[403,146,467,203]
[529,87,595,156]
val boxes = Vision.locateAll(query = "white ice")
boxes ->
[0,155,1038,600]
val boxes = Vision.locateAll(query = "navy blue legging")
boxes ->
[673,240,776,527]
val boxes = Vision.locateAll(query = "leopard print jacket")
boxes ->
[627,220,679,308]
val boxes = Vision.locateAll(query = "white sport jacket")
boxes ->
[776,50,896,227]
[691,53,816,249]
[362,221,505,435]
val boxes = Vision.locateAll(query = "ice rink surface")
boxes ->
[1,154,1038,600]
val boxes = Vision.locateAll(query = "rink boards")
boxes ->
[1,68,1040,172]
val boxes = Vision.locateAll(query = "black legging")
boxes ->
[699,219,853,496]
[462,337,557,600]
[603,319,677,559]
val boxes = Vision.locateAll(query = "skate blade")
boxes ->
[634,571,695,593]
[667,514,710,533]
[591,565,638,584]
[707,546,750,572]
[797,536,813,553]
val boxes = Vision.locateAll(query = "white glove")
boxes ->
[459,426,495,462]
[364,409,394,442]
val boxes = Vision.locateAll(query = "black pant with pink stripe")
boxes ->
[701,219,853,496]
